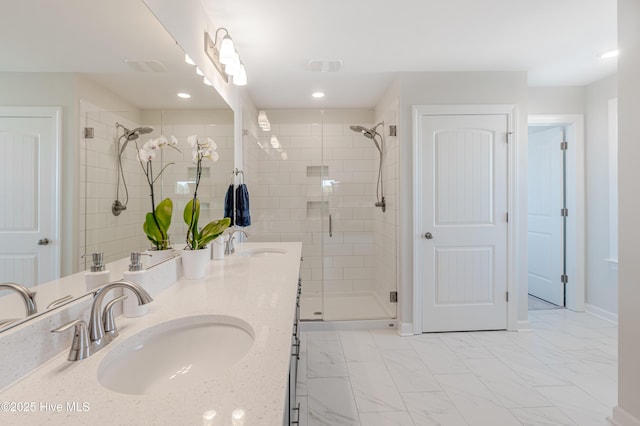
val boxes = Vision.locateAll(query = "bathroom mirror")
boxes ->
[0,0,234,331]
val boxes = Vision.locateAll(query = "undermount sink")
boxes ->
[98,315,254,395]
[238,247,288,257]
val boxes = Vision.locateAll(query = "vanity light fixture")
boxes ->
[196,67,204,76]
[204,28,247,86]
[203,77,213,86]
[185,54,196,65]
[258,110,270,131]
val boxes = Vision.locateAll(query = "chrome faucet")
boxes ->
[51,280,151,361]
[0,282,37,316]
[225,229,249,255]
[88,279,153,351]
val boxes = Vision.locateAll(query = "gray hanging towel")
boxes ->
[224,184,235,226]
[235,184,251,227]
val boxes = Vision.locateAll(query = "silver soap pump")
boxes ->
[122,251,151,317]
[83,252,110,291]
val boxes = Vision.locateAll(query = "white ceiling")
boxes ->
[1,1,617,111]
[0,0,229,110]
[203,0,618,109]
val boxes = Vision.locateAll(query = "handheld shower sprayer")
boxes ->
[112,123,154,216]
[349,122,386,212]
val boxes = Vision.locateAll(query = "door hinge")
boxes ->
[561,208,569,217]
[561,141,568,150]
[390,291,398,303]
[506,212,509,223]
[506,132,513,143]
[561,274,568,284]
[83,127,94,139]
[506,291,509,302]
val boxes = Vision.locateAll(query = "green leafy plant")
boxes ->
[137,135,179,250]
[143,197,173,250]
[183,134,230,250]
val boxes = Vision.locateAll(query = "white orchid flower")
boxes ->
[187,134,199,148]
[170,135,179,146]
[155,135,168,147]
[143,138,159,152]
[139,148,155,162]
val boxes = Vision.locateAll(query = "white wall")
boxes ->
[528,87,586,115]
[614,0,640,424]
[585,75,618,318]
[396,71,529,331]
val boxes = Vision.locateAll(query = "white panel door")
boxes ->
[527,126,564,306]
[0,111,60,287]
[419,114,508,332]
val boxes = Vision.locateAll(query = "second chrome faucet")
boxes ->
[52,279,153,361]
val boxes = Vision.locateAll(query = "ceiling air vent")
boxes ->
[124,59,167,73]
[307,59,342,73]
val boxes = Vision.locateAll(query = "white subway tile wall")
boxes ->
[243,110,398,320]
[79,103,234,269]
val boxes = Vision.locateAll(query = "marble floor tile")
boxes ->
[307,377,360,426]
[402,391,469,426]
[307,334,349,378]
[370,328,414,351]
[546,361,618,408]
[535,385,611,426]
[358,411,415,426]
[488,345,571,387]
[439,332,494,359]
[347,361,406,412]
[410,338,470,374]
[301,310,617,426]
[510,406,577,425]
[380,350,441,393]
[435,373,522,426]
[463,358,551,408]
[339,330,383,362]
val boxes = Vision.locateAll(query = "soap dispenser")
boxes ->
[122,251,150,317]
[83,252,110,292]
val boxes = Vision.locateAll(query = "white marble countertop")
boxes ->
[0,242,302,426]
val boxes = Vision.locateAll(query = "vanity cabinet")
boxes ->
[286,276,302,425]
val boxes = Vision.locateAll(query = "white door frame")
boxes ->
[0,106,62,282]
[528,114,585,312]
[412,104,518,333]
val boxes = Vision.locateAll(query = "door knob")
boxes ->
[424,232,433,240]
[37,238,51,246]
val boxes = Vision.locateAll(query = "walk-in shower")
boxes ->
[112,123,154,216]
[350,122,386,212]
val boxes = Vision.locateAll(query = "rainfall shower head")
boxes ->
[123,126,154,141]
[350,123,382,153]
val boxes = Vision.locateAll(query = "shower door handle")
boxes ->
[329,214,332,237]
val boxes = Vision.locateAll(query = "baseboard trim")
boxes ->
[399,322,415,336]
[517,319,532,332]
[609,406,640,426]
[586,303,619,325]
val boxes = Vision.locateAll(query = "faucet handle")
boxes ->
[52,319,90,361]
[102,294,128,338]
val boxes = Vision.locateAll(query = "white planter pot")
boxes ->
[180,248,209,279]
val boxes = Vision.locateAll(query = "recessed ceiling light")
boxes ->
[312,91,325,99]
[601,49,619,59]
[177,92,191,99]
[203,77,213,86]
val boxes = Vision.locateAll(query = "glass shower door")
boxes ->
[321,113,396,321]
